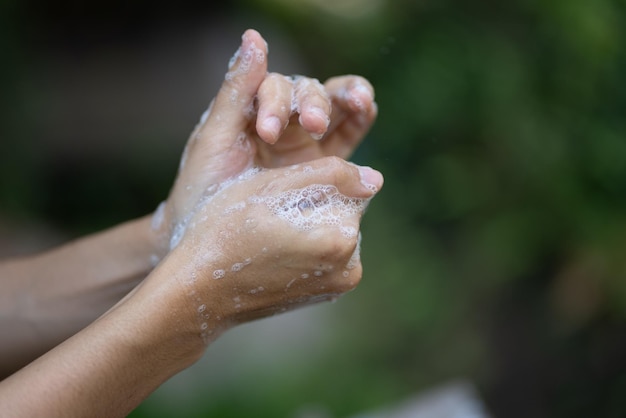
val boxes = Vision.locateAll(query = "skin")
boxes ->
[0,29,383,417]
[160,29,378,253]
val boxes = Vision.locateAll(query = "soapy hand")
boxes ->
[157,155,383,341]
[154,29,377,255]
[0,28,383,418]
[141,28,384,345]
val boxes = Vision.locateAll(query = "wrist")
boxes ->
[140,202,175,267]
[123,247,234,365]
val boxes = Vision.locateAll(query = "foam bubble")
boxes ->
[227,47,241,71]
[224,201,246,214]
[225,41,263,82]
[213,269,226,280]
[340,226,358,239]
[169,220,187,250]
[169,167,265,251]
[178,144,190,172]
[265,184,367,231]
[151,201,166,231]
[346,232,362,270]
[198,304,206,313]
[291,76,326,115]
[199,109,209,125]
[289,75,301,114]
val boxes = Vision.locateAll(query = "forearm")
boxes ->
[0,262,206,418]
[0,214,162,377]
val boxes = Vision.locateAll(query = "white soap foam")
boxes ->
[225,41,264,83]
[264,184,367,231]
[346,231,362,270]
[169,219,187,250]
[151,201,166,231]
[231,262,245,272]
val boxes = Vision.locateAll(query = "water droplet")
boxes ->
[244,217,258,230]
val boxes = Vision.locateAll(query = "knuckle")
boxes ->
[325,156,358,186]
[324,155,348,175]
[314,231,358,262]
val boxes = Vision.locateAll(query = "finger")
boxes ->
[264,156,383,200]
[321,76,378,159]
[196,29,269,147]
[256,73,294,144]
[292,76,331,139]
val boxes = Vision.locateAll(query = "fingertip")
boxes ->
[309,105,331,132]
[243,28,260,38]
[206,28,268,142]
[346,83,374,112]
[258,116,282,144]
[242,29,265,49]
[357,165,384,195]
[299,106,330,139]
[226,29,267,81]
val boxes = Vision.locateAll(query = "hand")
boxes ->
[144,155,383,346]
[152,29,378,256]
[252,72,377,168]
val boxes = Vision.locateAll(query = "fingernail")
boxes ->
[308,106,330,141]
[347,84,371,111]
[309,106,330,127]
[261,116,281,139]
[358,165,384,193]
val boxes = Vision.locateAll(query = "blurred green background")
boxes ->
[2,0,626,417]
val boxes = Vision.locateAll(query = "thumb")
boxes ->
[196,29,268,147]
[265,156,384,200]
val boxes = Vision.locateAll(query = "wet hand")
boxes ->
[156,29,377,256]
[161,156,383,343]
